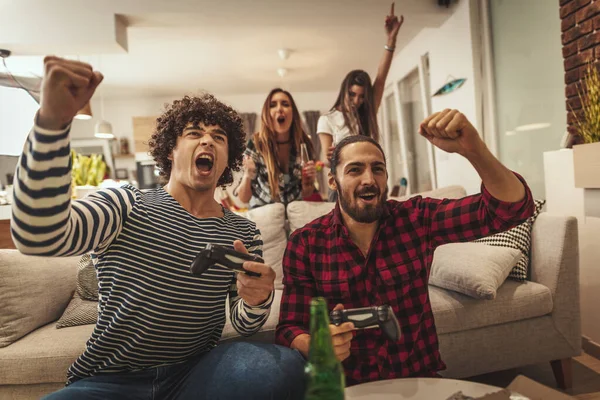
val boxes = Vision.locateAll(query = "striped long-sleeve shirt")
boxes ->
[11,123,273,385]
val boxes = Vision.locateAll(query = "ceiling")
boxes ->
[0,0,454,98]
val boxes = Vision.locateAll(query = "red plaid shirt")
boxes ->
[276,175,534,386]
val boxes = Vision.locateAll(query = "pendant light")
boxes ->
[75,102,93,120]
[74,55,93,120]
[94,55,114,139]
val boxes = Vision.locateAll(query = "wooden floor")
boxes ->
[465,353,600,399]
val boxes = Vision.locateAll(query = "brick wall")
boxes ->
[561,0,600,145]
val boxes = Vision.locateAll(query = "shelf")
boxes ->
[114,154,135,159]
[573,142,600,189]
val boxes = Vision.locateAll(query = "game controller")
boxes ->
[190,244,263,278]
[330,305,401,342]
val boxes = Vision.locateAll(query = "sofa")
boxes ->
[0,185,581,399]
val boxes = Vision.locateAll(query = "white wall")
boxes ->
[0,87,39,156]
[384,0,482,194]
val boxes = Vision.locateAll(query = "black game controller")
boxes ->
[190,244,263,278]
[330,305,401,342]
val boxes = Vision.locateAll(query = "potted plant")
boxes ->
[572,61,600,188]
[71,150,107,199]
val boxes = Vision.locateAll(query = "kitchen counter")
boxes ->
[0,205,14,249]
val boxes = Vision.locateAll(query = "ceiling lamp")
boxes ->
[94,55,114,139]
[278,48,291,61]
[277,68,288,78]
[94,120,113,139]
[75,101,93,120]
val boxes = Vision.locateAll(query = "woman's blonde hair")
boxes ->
[253,88,314,200]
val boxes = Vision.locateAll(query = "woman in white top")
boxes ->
[318,3,404,166]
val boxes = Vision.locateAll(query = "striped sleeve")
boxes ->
[10,124,135,257]
[228,228,273,336]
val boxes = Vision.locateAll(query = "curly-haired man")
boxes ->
[11,57,305,400]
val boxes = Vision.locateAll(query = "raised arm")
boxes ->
[373,3,404,112]
[236,154,256,204]
[316,114,334,167]
[10,56,135,256]
[420,109,526,202]
[235,140,258,204]
[416,109,534,247]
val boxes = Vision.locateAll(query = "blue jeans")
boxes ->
[42,342,306,400]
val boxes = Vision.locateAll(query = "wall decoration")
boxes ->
[433,78,466,97]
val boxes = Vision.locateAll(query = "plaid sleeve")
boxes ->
[417,172,534,247]
[275,230,315,347]
[244,138,258,160]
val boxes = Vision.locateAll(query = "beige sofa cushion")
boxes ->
[236,203,287,289]
[287,201,336,234]
[0,322,94,385]
[430,243,522,300]
[0,250,79,347]
[430,280,553,335]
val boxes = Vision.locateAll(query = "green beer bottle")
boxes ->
[304,297,345,400]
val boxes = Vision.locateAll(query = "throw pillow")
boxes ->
[76,253,98,301]
[429,243,522,299]
[56,254,99,329]
[236,203,287,290]
[55,295,98,328]
[0,250,79,347]
[473,199,545,281]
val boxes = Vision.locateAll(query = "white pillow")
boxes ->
[238,203,287,289]
[287,201,336,235]
[429,243,522,300]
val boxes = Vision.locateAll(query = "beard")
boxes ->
[336,179,387,223]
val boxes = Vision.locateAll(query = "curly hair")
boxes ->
[148,94,246,187]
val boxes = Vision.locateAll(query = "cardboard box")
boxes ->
[504,375,575,400]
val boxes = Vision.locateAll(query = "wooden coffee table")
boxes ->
[345,377,511,399]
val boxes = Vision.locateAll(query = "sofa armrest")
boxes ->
[0,250,79,347]
[530,213,581,353]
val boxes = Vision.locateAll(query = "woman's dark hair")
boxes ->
[331,69,380,142]
[330,134,386,176]
[148,94,246,186]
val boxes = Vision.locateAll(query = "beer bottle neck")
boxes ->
[308,302,337,364]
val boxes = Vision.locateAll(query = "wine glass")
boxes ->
[300,143,310,166]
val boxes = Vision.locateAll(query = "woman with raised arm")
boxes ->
[318,3,404,168]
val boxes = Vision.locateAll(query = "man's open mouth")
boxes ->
[195,153,214,173]
[357,192,378,201]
